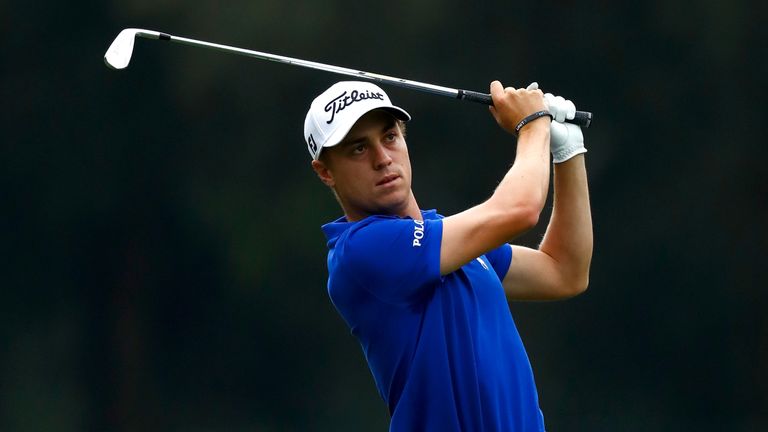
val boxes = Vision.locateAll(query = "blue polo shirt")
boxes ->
[321,209,545,432]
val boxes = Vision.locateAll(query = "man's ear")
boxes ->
[311,159,335,187]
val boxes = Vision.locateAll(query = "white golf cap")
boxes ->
[304,81,411,160]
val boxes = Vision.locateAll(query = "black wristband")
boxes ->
[514,110,553,135]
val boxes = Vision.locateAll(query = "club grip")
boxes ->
[457,89,592,128]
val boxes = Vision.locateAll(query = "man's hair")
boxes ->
[397,119,407,138]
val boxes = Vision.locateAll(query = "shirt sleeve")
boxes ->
[340,217,443,304]
[484,243,513,281]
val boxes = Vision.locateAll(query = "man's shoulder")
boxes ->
[337,215,416,251]
[326,212,444,305]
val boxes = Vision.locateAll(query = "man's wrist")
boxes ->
[516,118,551,150]
[515,111,553,136]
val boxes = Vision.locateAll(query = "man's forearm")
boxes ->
[488,122,551,223]
[539,155,593,291]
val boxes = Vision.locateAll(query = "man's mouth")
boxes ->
[376,173,400,186]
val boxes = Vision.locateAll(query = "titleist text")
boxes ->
[324,90,385,124]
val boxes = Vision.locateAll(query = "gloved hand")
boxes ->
[544,92,587,163]
[550,121,586,163]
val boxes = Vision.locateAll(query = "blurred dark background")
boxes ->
[2,0,766,430]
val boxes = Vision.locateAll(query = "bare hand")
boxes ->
[488,81,548,135]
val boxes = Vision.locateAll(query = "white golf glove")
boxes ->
[544,93,575,123]
[544,92,587,163]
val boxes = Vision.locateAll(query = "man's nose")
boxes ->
[371,143,393,169]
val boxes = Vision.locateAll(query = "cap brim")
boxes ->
[320,105,411,154]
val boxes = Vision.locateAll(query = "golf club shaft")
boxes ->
[137,31,592,128]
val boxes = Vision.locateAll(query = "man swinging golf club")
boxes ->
[305,80,593,432]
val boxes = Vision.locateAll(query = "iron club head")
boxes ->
[104,28,161,69]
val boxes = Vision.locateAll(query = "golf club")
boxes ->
[104,28,592,128]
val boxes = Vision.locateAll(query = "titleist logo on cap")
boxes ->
[324,90,385,124]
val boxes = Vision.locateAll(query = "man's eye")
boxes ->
[385,132,397,141]
[352,144,365,154]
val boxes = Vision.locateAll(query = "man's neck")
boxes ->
[343,195,422,222]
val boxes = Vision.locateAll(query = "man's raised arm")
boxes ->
[440,81,552,275]
[503,101,593,300]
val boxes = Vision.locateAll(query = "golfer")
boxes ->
[304,80,593,431]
